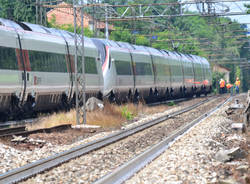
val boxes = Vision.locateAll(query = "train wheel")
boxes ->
[127,90,132,102]
[10,95,23,120]
[147,88,154,103]
[165,88,170,100]
[133,90,140,104]
[154,88,159,101]
[170,88,174,99]
[0,112,8,122]
[97,92,103,101]
[108,91,116,103]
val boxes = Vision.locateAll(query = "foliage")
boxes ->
[135,35,150,46]
[167,101,175,106]
[235,66,241,80]
[109,27,132,43]
[245,4,250,14]
[121,106,134,120]
[0,0,36,22]
[212,71,225,91]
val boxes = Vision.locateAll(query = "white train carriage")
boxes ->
[103,40,134,101]
[198,56,212,94]
[161,51,184,97]
[181,54,196,96]
[0,24,23,115]
[17,24,71,111]
[0,18,103,118]
[189,55,204,95]
[144,47,171,98]
[0,16,213,121]
[127,44,155,100]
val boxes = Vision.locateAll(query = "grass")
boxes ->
[27,102,173,130]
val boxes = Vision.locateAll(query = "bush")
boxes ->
[121,106,134,120]
[167,101,175,106]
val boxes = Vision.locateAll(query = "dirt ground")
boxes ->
[210,94,250,183]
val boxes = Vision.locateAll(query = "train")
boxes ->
[0,17,212,121]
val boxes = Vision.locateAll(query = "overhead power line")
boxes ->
[41,0,250,21]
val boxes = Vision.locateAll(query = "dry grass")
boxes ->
[27,102,172,130]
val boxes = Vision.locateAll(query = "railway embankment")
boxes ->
[1,94,248,183]
[0,97,206,174]
[19,96,226,183]
[125,93,249,184]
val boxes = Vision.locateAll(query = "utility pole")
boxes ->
[36,0,39,24]
[105,4,109,39]
[74,0,86,125]
[73,0,79,125]
[40,0,43,25]
[80,0,86,124]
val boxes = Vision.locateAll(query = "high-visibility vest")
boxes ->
[220,80,225,88]
[235,80,240,86]
[226,83,232,89]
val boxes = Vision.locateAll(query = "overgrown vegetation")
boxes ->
[27,103,172,129]
[167,101,176,106]
[121,106,134,120]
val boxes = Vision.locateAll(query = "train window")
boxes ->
[135,62,152,75]
[0,46,18,70]
[77,56,98,74]
[156,64,170,76]
[115,60,132,75]
[29,50,67,73]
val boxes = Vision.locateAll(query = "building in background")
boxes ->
[213,64,231,82]
[47,2,114,34]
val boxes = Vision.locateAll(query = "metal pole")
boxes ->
[36,0,38,24]
[73,0,80,125]
[44,5,47,26]
[80,0,86,124]
[40,0,43,25]
[105,4,109,39]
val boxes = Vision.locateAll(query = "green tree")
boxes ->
[0,0,36,23]
[0,0,15,20]
[109,27,132,43]
[14,0,36,23]
[245,4,250,13]
[135,35,150,46]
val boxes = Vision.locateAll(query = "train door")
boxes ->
[0,28,23,112]
[65,43,74,102]
[16,34,29,106]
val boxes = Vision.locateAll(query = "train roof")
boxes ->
[144,46,164,56]
[0,18,23,30]
[21,22,50,34]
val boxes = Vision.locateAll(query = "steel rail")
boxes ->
[0,96,217,184]
[0,119,36,129]
[94,96,232,184]
[0,127,26,135]
[0,124,72,138]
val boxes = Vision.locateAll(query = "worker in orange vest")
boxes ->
[219,79,225,94]
[235,77,240,94]
[226,82,233,96]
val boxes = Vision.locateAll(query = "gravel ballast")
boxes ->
[125,94,249,184]
[20,97,226,183]
[0,97,200,174]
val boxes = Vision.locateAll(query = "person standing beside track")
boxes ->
[226,82,233,96]
[235,77,240,94]
[219,78,226,94]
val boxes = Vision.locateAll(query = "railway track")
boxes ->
[0,124,72,138]
[0,95,220,184]
[94,96,232,184]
